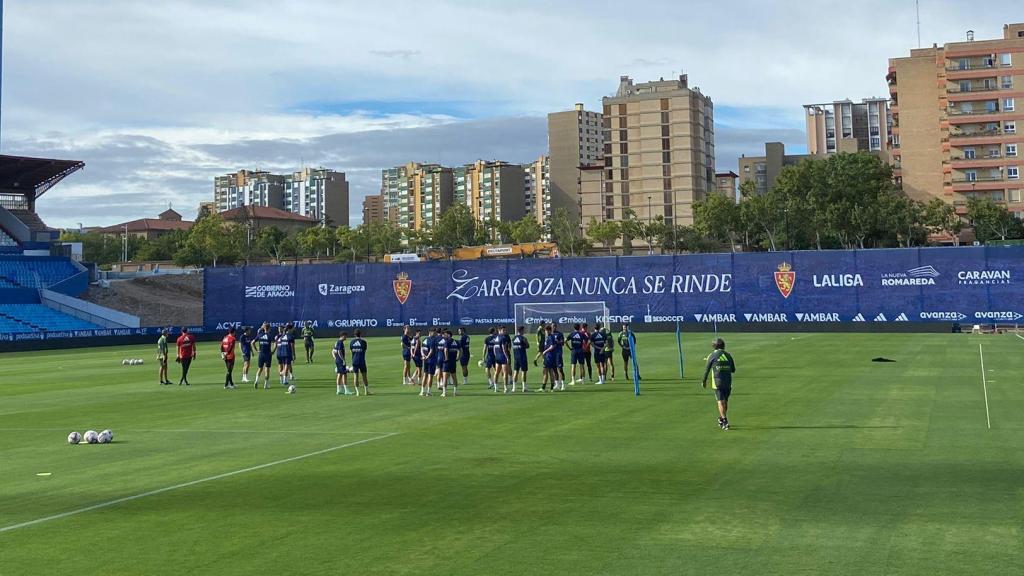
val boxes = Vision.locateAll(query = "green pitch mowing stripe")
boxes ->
[1,333,1022,575]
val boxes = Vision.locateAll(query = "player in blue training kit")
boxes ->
[511,325,530,392]
[590,322,608,385]
[434,329,450,392]
[491,326,511,393]
[482,327,497,390]
[420,328,436,397]
[444,329,461,397]
[568,323,586,386]
[273,324,295,389]
[411,329,423,385]
[457,327,471,387]
[333,332,351,395]
[239,327,253,384]
[533,324,558,392]
[349,330,369,396]
[401,325,414,386]
[254,322,273,389]
[551,323,566,390]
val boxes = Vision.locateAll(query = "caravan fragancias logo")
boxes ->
[774,262,795,299]
[393,272,412,305]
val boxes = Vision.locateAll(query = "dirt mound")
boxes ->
[81,273,203,328]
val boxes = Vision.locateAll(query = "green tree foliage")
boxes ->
[433,204,479,256]
[509,215,544,245]
[297,226,335,261]
[967,197,1020,243]
[923,198,964,246]
[135,230,188,262]
[174,211,238,267]
[58,231,140,266]
[550,207,588,257]
[586,218,621,255]
[693,192,741,252]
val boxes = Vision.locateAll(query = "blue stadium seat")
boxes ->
[0,258,80,288]
[0,304,102,333]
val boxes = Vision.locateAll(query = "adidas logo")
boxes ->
[852,313,866,322]
[873,313,888,322]
[895,313,909,322]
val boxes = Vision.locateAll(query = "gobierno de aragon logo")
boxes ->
[244,284,295,299]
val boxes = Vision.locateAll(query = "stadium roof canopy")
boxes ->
[0,154,85,200]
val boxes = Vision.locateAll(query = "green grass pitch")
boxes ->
[1,332,1022,575]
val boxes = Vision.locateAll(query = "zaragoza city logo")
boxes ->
[774,262,795,299]
[393,272,412,305]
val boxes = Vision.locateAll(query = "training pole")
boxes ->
[676,320,684,379]
[628,331,640,396]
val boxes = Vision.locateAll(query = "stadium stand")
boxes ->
[0,303,101,332]
[0,257,81,289]
[0,227,17,247]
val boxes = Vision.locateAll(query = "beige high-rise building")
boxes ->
[362,194,384,225]
[380,163,453,231]
[804,98,891,157]
[548,104,604,222]
[453,160,526,226]
[214,168,349,226]
[888,23,1024,215]
[522,155,549,225]
[600,75,715,226]
[214,170,285,213]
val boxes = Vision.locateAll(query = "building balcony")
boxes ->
[948,85,1001,94]
[950,129,1002,139]
[947,107,1001,116]
[950,180,1014,192]
[951,174,1005,183]
[946,61,997,71]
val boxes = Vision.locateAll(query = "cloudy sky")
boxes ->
[1,0,1014,228]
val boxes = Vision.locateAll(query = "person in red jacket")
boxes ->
[220,327,237,389]
[176,327,197,386]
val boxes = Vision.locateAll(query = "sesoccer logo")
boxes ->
[774,262,795,299]
[393,272,412,305]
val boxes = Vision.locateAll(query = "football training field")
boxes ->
[2,332,1022,575]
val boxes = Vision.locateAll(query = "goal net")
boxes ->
[514,301,610,329]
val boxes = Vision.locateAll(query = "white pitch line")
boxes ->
[0,428,387,435]
[978,344,992,430]
[0,432,397,534]
[1016,334,1024,342]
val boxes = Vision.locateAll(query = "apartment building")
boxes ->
[453,160,526,224]
[600,75,715,225]
[738,143,812,195]
[380,163,453,231]
[522,155,549,224]
[804,98,891,156]
[362,194,384,225]
[213,168,350,226]
[715,171,739,198]
[888,23,1024,214]
[548,104,604,221]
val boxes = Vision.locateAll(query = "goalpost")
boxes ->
[513,301,610,328]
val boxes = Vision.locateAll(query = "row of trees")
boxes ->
[60,206,552,268]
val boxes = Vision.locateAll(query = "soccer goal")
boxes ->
[514,301,610,329]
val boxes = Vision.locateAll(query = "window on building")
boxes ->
[619,117,627,129]
[661,125,670,137]
[606,209,615,221]
[959,80,971,92]
[1009,167,1020,180]
[618,104,627,115]
[621,169,629,180]
[743,165,750,173]
[663,192,673,204]
[661,112,670,124]
[660,99,669,111]
[1000,53,1012,66]
[1007,144,1018,157]
[661,138,670,150]
[1003,76,1014,89]
[605,195,614,207]
[663,165,671,177]
[663,151,672,164]
[986,100,998,112]
[1010,189,1022,203]
[620,143,628,155]
[1006,121,1017,134]
[966,170,978,182]
[606,169,614,181]
[870,136,881,149]
[621,156,629,168]
[1005,98,1015,111]
[663,178,672,191]
[618,130,627,141]
[964,148,976,159]
[991,191,1005,202]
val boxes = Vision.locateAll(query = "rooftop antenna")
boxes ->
[915,0,921,48]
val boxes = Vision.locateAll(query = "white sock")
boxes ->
[336,384,342,393]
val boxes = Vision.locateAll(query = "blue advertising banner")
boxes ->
[203,247,1024,331]
[0,327,206,342]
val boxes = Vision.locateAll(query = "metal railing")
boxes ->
[948,85,1001,94]
[950,129,1002,138]
[948,107,1000,116]
[951,175,1005,183]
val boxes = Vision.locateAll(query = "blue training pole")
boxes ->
[629,331,640,396]
[676,320,684,380]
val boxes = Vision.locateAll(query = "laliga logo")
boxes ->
[774,262,795,299]
[393,272,412,305]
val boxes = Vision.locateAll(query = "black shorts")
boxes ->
[445,361,457,374]
[513,357,528,372]
[460,353,470,367]
[714,384,732,402]
[258,354,272,368]
[351,361,367,374]
[571,350,585,365]
[304,338,314,349]
[413,356,422,368]
[621,349,631,361]
[241,350,251,362]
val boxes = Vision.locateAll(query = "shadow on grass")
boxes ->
[736,425,901,430]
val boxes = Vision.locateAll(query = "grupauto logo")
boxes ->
[958,270,1012,286]
[881,266,940,286]
[244,284,295,298]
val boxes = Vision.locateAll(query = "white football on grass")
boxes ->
[68,431,81,444]
[84,430,99,444]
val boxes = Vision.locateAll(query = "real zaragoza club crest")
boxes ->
[774,262,795,299]
[393,272,412,305]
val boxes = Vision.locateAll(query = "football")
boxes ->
[68,431,81,444]
[122,359,129,366]
[97,430,112,444]
[477,360,484,368]
[287,384,296,394]
[84,430,99,444]
[101,429,114,441]
[136,359,144,365]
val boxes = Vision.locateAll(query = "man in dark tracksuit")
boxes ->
[702,338,736,431]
